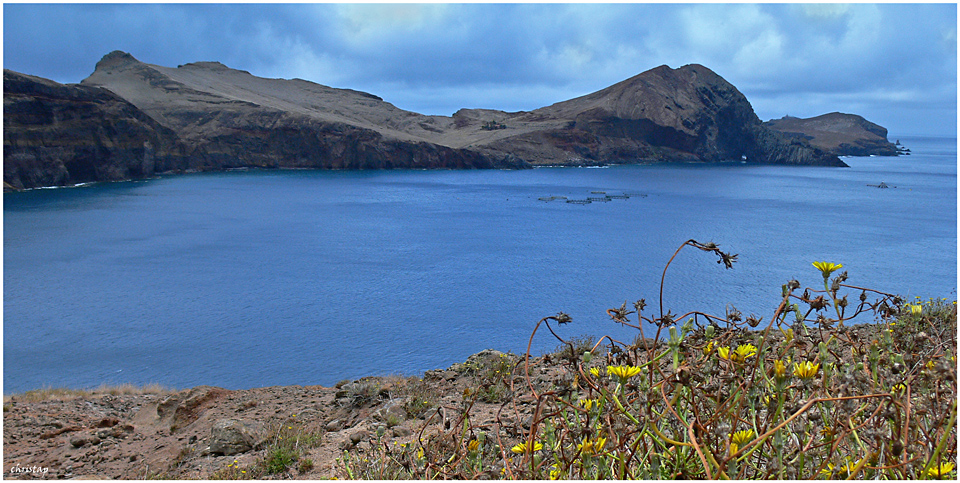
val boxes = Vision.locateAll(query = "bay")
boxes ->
[4,136,956,393]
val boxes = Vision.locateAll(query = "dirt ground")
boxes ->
[2,349,570,479]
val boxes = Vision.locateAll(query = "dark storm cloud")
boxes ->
[3,3,955,135]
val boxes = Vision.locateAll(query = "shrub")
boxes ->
[335,240,957,480]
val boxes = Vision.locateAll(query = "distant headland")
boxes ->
[4,51,900,191]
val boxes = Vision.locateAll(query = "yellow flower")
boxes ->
[607,365,642,381]
[793,361,820,379]
[732,343,758,362]
[812,261,843,279]
[926,360,937,370]
[717,346,731,360]
[467,439,480,452]
[731,429,755,447]
[416,447,425,460]
[589,367,601,378]
[773,359,788,379]
[510,441,543,454]
[783,328,794,344]
[927,461,956,478]
[579,398,597,410]
[549,468,562,480]
[907,304,922,315]
[703,341,715,355]
[891,383,907,394]
[821,460,859,478]
[577,436,607,456]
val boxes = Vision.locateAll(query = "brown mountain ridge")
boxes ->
[5,50,899,191]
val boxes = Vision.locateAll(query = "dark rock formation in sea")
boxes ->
[5,51,851,191]
[764,112,900,156]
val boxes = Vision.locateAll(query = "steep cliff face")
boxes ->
[764,113,900,156]
[3,70,194,190]
[6,52,853,191]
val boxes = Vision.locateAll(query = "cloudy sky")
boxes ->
[4,3,957,136]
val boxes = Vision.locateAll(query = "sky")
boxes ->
[3,3,957,137]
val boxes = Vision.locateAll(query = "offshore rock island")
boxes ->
[5,50,901,191]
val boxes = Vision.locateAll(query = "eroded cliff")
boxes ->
[6,51,854,191]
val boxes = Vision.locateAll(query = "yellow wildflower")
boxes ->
[416,447,425,460]
[926,360,936,370]
[812,261,843,279]
[607,365,642,381]
[892,383,907,394]
[732,343,758,362]
[510,441,543,454]
[731,429,755,447]
[793,361,820,379]
[703,341,715,355]
[907,304,922,315]
[821,459,859,478]
[468,439,480,452]
[927,461,956,478]
[773,359,788,379]
[577,436,607,456]
[589,367,601,378]
[579,398,597,411]
[549,468,562,480]
[717,346,731,360]
[783,328,794,344]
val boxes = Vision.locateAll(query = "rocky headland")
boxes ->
[764,112,903,157]
[2,51,872,192]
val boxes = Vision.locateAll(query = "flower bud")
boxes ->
[582,351,592,364]
[705,325,715,339]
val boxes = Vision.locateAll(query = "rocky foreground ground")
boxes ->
[7,313,952,480]
[3,349,561,479]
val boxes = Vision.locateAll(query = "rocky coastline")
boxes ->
[3,52,898,192]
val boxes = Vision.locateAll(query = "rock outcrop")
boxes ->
[3,69,195,191]
[481,64,844,167]
[6,51,852,191]
[764,112,901,156]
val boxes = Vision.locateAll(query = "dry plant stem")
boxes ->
[658,381,714,480]
[921,398,958,480]
[738,393,891,457]
[659,240,695,322]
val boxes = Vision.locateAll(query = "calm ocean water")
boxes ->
[4,136,956,393]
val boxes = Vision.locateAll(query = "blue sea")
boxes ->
[4,136,957,393]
